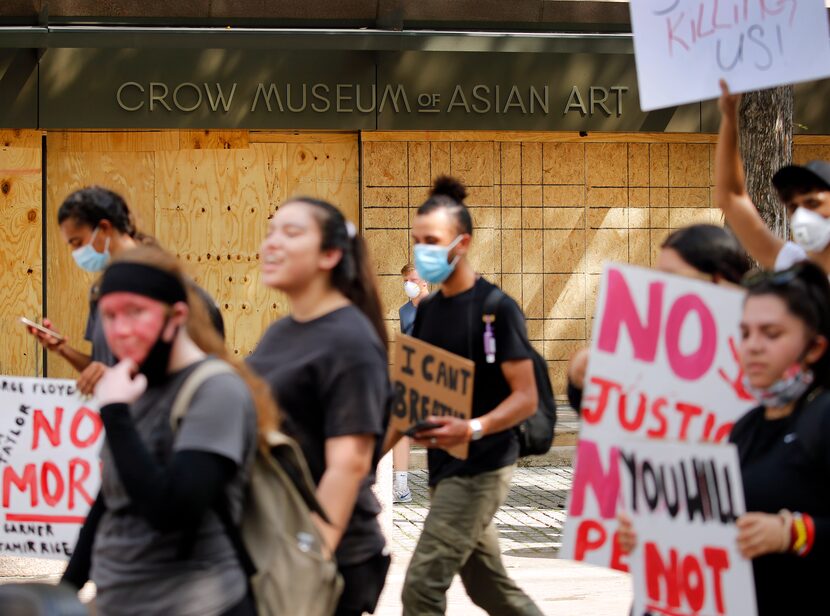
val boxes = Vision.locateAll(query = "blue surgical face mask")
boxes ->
[414,235,463,284]
[72,228,111,273]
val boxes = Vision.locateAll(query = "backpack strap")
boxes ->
[482,287,506,317]
[169,359,235,431]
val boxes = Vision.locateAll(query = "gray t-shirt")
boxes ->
[92,361,256,616]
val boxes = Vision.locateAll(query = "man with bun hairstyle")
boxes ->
[394,176,543,615]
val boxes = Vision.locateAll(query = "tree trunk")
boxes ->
[738,86,794,240]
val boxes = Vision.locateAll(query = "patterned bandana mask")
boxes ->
[742,363,814,408]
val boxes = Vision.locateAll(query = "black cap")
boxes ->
[772,160,830,194]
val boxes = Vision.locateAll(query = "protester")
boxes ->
[567,224,751,411]
[618,261,830,616]
[399,263,428,336]
[26,186,224,394]
[247,198,390,616]
[394,263,429,504]
[60,245,272,616]
[715,80,830,272]
[392,176,542,616]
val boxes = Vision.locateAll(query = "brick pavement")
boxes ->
[391,467,571,558]
[376,466,632,615]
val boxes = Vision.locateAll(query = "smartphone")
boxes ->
[20,317,64,341]
[401,420,442,438]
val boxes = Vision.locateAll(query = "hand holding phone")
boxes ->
[21,317,65,344]
[401,420,442,438]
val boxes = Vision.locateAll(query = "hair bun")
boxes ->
[431,175,468,203]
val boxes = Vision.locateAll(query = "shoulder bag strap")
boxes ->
[169,359,235,431]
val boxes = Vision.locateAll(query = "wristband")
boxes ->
[791,512,815,557]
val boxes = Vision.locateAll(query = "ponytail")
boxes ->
[290,197,389,351]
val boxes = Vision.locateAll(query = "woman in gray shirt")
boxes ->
[61,245,274,616]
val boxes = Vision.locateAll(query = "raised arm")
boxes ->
[714,80,784,269]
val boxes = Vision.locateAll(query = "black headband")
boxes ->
[99,262,188,305]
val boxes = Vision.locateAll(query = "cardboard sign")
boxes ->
[560,264,756,569]
[390,334,474,460]
[0,377,102,560]
[619,441,757,616]
[630,0,830,110]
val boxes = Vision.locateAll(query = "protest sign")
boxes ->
[630,0,830,110]
[618,440,756,616]
[0,377,101,560]
[560,263,756,569]
[390,334,474,460]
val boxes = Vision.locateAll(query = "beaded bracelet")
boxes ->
[791,512,816,557]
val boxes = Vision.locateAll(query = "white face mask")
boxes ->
[403,280,421,299]
[791,207,830,253]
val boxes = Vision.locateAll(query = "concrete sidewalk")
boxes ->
[376,467,632,615]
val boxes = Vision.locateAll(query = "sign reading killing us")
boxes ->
[37,48,702,131]
[630,0,830,110]
[391,334,474,460]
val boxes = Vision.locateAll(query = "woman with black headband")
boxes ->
[618,262,830,615]
[248,198,391,616]
[27,186,224,395]
[60,245,274,616]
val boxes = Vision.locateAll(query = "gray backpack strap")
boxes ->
[169,359,236,431]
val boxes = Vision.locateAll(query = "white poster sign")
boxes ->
[0,377,101,559]
[619,440,757,616]
[630,0,830,110]
[560,263,756,570]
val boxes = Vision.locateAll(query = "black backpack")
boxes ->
[483,288,557,457]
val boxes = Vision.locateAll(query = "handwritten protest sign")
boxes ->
[391,334,474,460]
[630,0,830,110]
[0,377,101,560]
[619,440,756,616]
[560,264,756,570]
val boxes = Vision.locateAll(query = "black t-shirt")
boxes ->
[247,305,389,566]
[413,277,531,486]
[729,401,830,616]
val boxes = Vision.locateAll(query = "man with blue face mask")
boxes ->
[390,176,543,616]
[716,81,830,274]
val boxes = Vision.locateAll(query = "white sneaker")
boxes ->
[393,487,412,503]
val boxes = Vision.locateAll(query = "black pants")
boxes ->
[335,550,392,616]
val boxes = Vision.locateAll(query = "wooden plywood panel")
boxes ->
[0,146,42,376]
[155,146,272,260]
[285,141,360,223]
[187,259,285,358]
[45,139,156,379]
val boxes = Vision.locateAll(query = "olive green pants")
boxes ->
[401,465,543,616]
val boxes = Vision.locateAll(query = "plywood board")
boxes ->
[0,146,43,376]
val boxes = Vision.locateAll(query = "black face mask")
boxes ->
[138,317,177,387]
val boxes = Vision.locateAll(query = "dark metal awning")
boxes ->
[0,26,634,54]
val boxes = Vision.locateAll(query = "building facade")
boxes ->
[1,2,828,396]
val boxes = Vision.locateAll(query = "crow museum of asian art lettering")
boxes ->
[1,0,828,397]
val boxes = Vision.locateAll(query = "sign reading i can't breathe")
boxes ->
[0,377,102,559]
[630,0,830,110]
[390,334,474,460]
[619,440,757,616]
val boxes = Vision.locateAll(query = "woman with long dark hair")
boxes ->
[247,198,390,616]
[618,262,830,615]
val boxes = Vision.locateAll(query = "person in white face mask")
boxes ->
[393,264,430,503]
[398,263,429,336]
[715,80,830,273]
